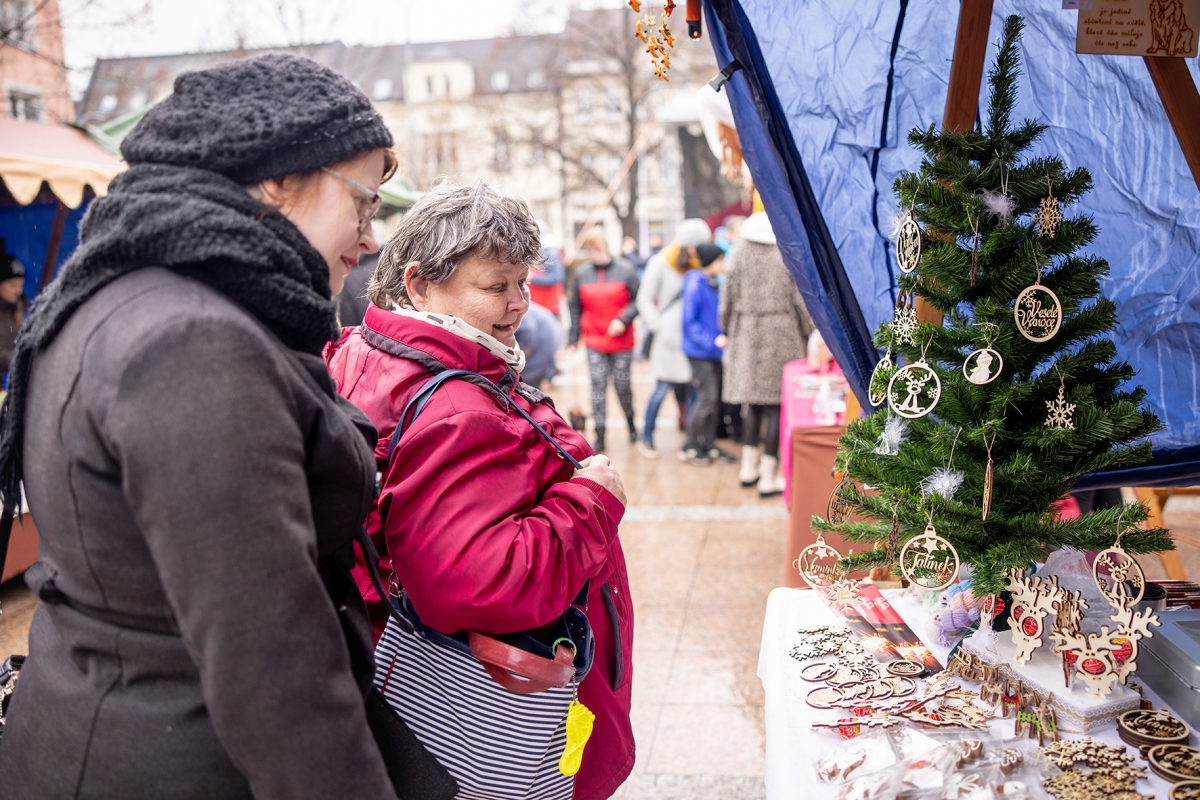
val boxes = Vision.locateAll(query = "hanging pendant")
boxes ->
[1035,187,1063,239]
[891,291,919,346]
[868,349,895,407]
[886,358,941,419]
[1044,380,1076,431]
[1093,539,1146,611]
[794,532,844,589]
[827,474,857,525]
[970,231,980,287]
[1014,282,1062,342]
[886,509,901,566]
[982,458,995,521]
[896,209,922,275]
[899,522,960,591]
[963,347,1003,384]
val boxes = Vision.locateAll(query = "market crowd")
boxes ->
[0,50,819,800]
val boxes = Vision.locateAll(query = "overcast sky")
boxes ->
[59,0,622,97]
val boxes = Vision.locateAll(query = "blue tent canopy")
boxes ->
[704,0,1200,488]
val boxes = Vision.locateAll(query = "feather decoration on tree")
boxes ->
[924,466,966,500]
[874,415,908,455]
[978,188,1016,224]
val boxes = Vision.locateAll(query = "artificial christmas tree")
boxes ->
[812,15,1172,598]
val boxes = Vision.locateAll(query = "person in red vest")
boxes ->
[568,227,639,451]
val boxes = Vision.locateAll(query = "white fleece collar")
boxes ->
[394,306,526,373]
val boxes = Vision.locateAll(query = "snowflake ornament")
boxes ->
[892,305,918,346]
[1045,385,1076,430]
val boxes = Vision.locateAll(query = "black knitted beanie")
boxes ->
[120,53,394,185]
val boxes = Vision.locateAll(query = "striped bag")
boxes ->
[372,368,596,799]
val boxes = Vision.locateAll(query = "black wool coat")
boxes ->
[0,269,396,799]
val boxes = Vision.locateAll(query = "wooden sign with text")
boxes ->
[1076,0,1199,56]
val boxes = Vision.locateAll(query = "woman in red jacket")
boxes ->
[326,179,634,800]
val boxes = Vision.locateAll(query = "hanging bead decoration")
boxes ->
[896,208,923,275]
[899,518,960,591]
[1014,253,1063,343]
[981,429,998,521]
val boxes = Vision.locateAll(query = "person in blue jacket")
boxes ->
[679,243,733,466]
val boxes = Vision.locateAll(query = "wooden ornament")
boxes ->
[1093,545,1146,610]
[885,509,900,567]
[800,662,839,683]
[794,533,843,589]
[1109,605,1161,685]
[806,686,844,709]
[1049,625,1123,696]
[1171,783,1200,800]
[891,291,919,346]
[887,359,942,419]
[1148,744,1200,783]
[1045,382,1077,431]
[1014,282,1063,342]
[1118,709,1191,747]
[886,659,925,677]
[964,347,1004,385]
[1036,187,1064,239]
[899,523,959,591]
[1000,747,1024,773]
[896,209,922,275]
[1052,588,1089,689]
[868,351,894,407]
[1005,569,1064,662]
[827,476,857,525]
[825,578,864,614]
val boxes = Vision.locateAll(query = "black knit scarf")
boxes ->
[0,163,340,511]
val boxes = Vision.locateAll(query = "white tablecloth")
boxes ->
[757,587,1180,800]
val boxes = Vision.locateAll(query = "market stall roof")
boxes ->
[703,0,1200,488]
[0,116,125,208]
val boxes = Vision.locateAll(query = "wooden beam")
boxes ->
[918,0,995,327]
[943,0,996,133]
[39,199,68,295]
[1144,56,1200,193]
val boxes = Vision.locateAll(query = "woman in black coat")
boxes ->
[0,55,427,799]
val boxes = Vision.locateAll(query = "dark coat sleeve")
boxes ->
[567,268,584,346]
[101,318,396,800]
[617,259,639,326]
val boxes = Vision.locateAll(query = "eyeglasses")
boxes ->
[321,167,382,234]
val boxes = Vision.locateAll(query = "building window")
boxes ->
[129,90,148,110]
[98,94,118,114]
[490,71,509,92]
[529,129,546,166]
[443,75,451,96]
[526,69,545,89]
[576,88,591,122]
[422,132,458,176]
[426,75,434,97]
[605,86,622,121]
[8,89,41,121]
[373,79,394,100]
[0,0,36,49]
[492,129,509,173]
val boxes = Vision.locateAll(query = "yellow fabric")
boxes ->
[558,700,595,777]
[752,189,764,213]
[0,152,123,208]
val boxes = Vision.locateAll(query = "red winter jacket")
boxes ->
[326,305,635,800]
[568,258,639,353]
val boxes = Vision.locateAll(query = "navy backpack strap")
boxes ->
[387,369,584,470]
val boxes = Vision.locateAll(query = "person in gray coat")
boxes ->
[0,55,450,800]
[719,211,814,497]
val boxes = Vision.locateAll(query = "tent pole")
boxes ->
[1144,57,1200,193]
[915,0,994,328]
[40,199,68,294]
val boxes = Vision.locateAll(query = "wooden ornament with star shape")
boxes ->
[899,523,959,591]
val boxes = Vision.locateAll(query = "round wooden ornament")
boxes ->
[1172,782,1200,800]
[794,532,843,589]
[1014,283,1062,342]
[1093,542,1146,610]
[868,350,895,407]
[887,360,941,419]
[963,348,1003,385]
[1149,743,1200,783]
[827,475,857,525]
[886,659,925,677]
[899,523,960,591]
[896,209,923,275]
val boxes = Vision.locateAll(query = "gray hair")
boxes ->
[368,179,546,308]
[675,218,712,248]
